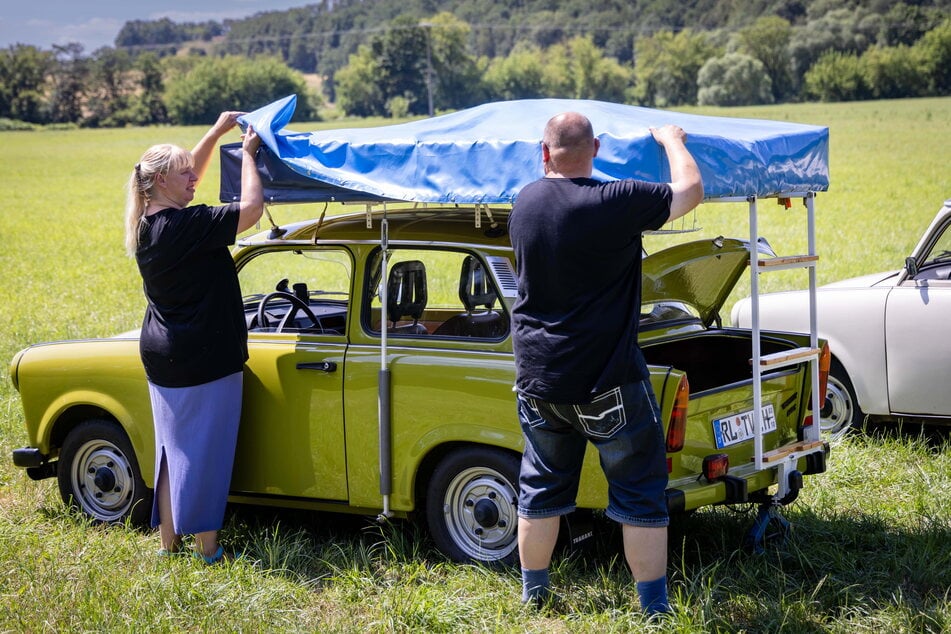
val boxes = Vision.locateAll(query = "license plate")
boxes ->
[712,404,777,449]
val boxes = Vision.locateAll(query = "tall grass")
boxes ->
[1,98,949,632]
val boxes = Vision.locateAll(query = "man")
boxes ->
[508,112,703,615]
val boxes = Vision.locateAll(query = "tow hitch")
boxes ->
[744,502,791,554]
[743,466,804,553]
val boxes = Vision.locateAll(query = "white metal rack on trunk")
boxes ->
[718,192,826,503]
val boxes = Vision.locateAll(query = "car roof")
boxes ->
[242,205,514,249]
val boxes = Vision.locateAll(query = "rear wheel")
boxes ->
[57,419,152,526]
[819,359,863,440]
[425,447,520,564]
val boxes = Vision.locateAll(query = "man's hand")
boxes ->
[649,124,688,148]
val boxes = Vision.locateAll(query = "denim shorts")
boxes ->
[516,379,669,527]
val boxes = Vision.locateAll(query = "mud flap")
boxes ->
[744,502,790,554]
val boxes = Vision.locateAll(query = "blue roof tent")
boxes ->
[221,94,829,205]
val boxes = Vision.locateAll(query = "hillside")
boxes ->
[117,0,951,77]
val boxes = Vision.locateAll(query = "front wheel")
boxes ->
[57,419,152,526]
[425,447,520,564]
[820,359,863,440]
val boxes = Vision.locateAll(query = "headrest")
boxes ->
[387,260,427,323]
[459,256,496,312]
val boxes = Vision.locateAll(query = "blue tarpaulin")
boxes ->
[224,94,829,204]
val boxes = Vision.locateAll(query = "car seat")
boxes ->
[386,260,429,335]
[433,255,508,338]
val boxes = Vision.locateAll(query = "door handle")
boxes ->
[296,361,338,372]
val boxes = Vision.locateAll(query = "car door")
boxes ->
[885,219,951,416]
[230,247,352,501]
[341,246,521,511]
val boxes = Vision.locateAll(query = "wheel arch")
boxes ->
[42,398,154,484]
[413,440,522,512]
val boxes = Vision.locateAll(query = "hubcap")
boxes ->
[443,466,518,561]
[72,440,134,521]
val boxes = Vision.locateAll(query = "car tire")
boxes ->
[425,446,520,564]
[57,419,152,526]
[820,359,863,440]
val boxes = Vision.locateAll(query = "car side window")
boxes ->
[238,247,352,335]
[920,222,951,281]
[365,248,510,340]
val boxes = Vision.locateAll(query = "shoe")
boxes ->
[195,545,225,565]
[157,548,184,558]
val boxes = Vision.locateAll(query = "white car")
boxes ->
[732,199,951,438]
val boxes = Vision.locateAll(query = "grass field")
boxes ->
[1,97,949,632]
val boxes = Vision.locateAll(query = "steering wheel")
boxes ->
[255,291,322,333]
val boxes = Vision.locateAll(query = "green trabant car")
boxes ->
[10,204,829,563]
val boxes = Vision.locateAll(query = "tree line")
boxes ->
[1,0,949,128]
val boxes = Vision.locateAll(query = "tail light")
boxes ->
[702,453,729,480]
[818,342,831,406]
[665,375,689,452]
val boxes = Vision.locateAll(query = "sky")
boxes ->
[0,1,313,52]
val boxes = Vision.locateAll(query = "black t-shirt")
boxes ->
[136,203,247,388]
[509,177,672,403]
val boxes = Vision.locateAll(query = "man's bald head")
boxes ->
[541,112,598,177]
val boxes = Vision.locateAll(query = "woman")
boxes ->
[124,112,264,562]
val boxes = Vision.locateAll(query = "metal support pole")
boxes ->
[378,203,393,519]
[749,195,764,470]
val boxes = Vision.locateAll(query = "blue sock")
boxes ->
[636,576,670,615]
[521,567,550,605]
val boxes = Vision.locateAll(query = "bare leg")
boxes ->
[623,524,670,614]
[194,530,220,559]
[622,524,667,580]
[518,516,560,569]
[518,516,560,604]
[156,456,181,552]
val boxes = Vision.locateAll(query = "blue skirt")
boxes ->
[148,371,243,535]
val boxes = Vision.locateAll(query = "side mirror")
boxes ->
[904,256,918,277]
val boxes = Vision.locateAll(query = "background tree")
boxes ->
[334,45,387,117]
[48,44,88,124]
[136,53,167,124]
[425,12,486,111]
[803,50,870,102]
[633,29,720,107]
[371,15,429,116]
[0,45,52,123]
[482,45,547,100]
[697,53,774,106]
[566,36,631,102]
[84,47,134,127]
[915,17,951,95]
[861,45,924,99]
[732,16,793,102]
[788,7,881,88]
[164,55,319,125]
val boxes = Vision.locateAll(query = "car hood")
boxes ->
[642,237,775,327]
[820,270,899,289]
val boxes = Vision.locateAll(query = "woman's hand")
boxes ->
[211,111,245,137]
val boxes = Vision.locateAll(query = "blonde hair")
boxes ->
[124,143,193,256]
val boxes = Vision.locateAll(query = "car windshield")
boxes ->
[238,248,352,304]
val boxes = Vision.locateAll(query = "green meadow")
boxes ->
[0,98,949,632]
